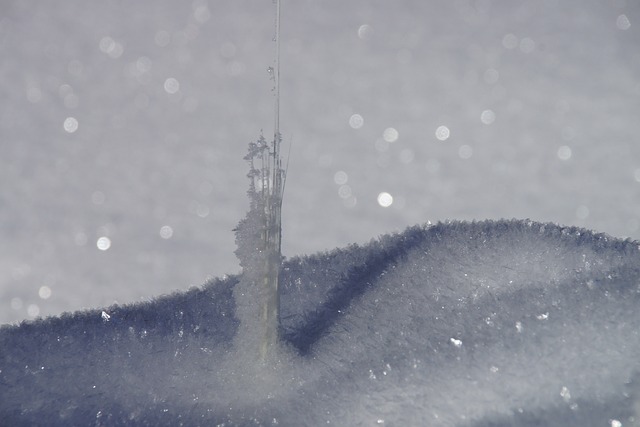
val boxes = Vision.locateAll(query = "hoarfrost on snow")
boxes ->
[3,220,640,426]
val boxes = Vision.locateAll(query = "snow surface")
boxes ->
[2,0,640,324]
[2,220,640,426]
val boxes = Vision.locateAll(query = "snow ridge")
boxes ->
[2,219,640,426]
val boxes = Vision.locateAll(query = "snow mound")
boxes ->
[2,219,640,426]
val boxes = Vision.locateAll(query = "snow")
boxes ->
[2,220,640,425]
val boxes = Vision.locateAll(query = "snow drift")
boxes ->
[1,219,640,426]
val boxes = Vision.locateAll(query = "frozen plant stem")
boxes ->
[262,0,283,359]
[234,0,284,363]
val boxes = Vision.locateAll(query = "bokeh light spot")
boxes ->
[383,127,399,143]
[483,68,499,84]
[519,37,535,53]
[557,145,572,161]
[616,14,631,30]
[334,171,348,185]
[358,24,374,40]
[338,185,352,199]
[193,4,211,23]
[160,225,174,239]
[197,205,210,218]
[27,304,40,318]
[136,56,152,73]
[375,138,389,152]
[164,77,180,94]
[39,286,52,300]
[99,36,123,58]
[435,125,450,141]
[377,192,393,207]
[343,196,357,208]
[63,117,79,133]
[502,33,518,49]
[97,236,111,251]
[349,114,364,129]
[480,109,496,125]
[458,145,473,159]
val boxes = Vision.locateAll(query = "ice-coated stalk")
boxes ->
[233,0,284,363]
[260,0,283,359]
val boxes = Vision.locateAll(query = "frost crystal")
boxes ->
[233,132,285,360]
[231,0,285,363]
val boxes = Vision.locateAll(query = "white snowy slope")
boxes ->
[2,219,640,426]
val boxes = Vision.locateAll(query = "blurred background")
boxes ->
[1,0,638,324]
